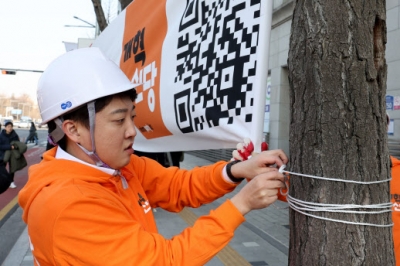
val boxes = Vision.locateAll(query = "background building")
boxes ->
[268,0,400,156]
[190,0,400,161]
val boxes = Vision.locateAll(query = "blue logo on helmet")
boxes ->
[61,101,73,110]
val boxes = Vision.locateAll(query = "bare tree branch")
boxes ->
[119,0,133,11]
[91,0,108,32]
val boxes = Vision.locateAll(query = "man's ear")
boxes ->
[62,120,82,143]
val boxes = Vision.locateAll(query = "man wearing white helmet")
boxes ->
[19,47,288,265]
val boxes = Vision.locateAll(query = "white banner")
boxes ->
[94,0,272,152]
[63,41,78,52]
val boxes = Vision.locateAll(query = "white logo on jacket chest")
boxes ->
[28,235,41,265]
[138,193,151,213]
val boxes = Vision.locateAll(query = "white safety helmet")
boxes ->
[37,47,138,124]
[38,47,138,170]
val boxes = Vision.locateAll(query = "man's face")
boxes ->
[79,96,137,169]
[5,124,13,134]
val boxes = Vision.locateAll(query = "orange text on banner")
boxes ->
[120,0,172,140]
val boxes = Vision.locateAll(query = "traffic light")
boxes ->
[1,70,16,75]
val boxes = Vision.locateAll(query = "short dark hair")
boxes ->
[48,89,137,150]
[64,89,137,129]
[5,121,13,127]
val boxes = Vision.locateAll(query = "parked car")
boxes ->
[0,116,13,126]
[18,117,33,128]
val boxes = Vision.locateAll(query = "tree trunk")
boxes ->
[287,0,394,265]
[93,0,133,31]
[119,0,133,11]
[92,0,108,32]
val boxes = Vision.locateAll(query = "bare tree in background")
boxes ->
[91,0,108,32]
[118,0,133,11]
[0,94,41,121]
[91,0,133,32]
[287,0,394,265]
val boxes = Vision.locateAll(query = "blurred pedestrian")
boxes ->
[0,123,12,193]
[134,150,168,167]
[169,151,184,167]
[0,121,21,188]
[25,122,38,145]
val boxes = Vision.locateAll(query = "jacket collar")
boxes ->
[55,146,118,176]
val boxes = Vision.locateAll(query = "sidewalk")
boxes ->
[2,153,289,266]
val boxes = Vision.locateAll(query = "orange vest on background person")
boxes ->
[391,156,400,265]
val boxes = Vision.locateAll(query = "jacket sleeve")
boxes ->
[13,141,27,153]
[3,150,10,162]
[51,196,245,266]
[129,156,239,212]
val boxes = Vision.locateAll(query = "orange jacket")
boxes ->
[19,147,244,266]
[391,156,400,265]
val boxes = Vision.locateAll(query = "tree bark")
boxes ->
[92,0,133,31]
[288,0,394,265]
[92,0,108,32]
[119,0,133,11]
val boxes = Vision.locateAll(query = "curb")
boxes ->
[0,196,19,229]
[1,226,29,266]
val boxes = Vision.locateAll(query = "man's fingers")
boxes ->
[232,150,243,161]
[257,172,285,183]
[264,180,286,189]
[260,150,288,166]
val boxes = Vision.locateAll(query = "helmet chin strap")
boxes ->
[77,101,129,189]
[48,118,65,146]
[77,101,111,168]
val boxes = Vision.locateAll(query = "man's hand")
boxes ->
[229,149,288,180]
[230,170,285,215]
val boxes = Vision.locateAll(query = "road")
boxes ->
[14,127,48,144]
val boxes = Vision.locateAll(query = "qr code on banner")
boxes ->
[173,0,261,133]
